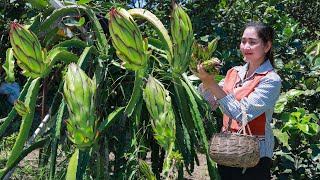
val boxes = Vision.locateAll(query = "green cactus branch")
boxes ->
[0,78,40,179]
[0,78,33,138]
[180,78,218,178]
[51,39,90,49]
[34,5,108,55]
[98,107,125,134]
[124,68,147,116]
[128,9,173,61]
[46,47,79,67]
[0,137,49,178]
[49,100,66,179]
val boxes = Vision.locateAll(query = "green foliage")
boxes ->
[273,108,320,179]
[284,0,320,39]
[273,39,320,179]
[26,0,49,10]
[184,0,307,74]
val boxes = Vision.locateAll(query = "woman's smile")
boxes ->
[244,52,253,56]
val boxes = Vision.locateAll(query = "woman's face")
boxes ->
[240,27,271,65]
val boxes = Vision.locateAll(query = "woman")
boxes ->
[194,21,281,180]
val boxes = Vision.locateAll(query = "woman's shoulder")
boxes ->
[262,70,282,85]
[226,65,244,75]
[267,70,281,80]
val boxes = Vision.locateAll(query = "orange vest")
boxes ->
[222,68,271,136]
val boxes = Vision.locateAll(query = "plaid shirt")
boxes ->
[198,60,281,158]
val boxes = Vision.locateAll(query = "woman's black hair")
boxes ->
[244,21,275,67]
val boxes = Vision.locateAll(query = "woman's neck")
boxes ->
[246,61,263,78]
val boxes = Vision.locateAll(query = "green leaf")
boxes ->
[300,115,310,124]
[274,93,287,113]
[297,124,309,134]
[124,69,146,116]
[283,27,292,37]
[280,112,291,122]
[282,154,295,163]
[296,108,306,117]
[274,103,285,113]
[305,40,320,55]
[98,107,125,134]
[314,57,320,68]
[274,102,285,114]
[289,112,298,121]
[50,101,66,179]
[282,123,294,132]
[52,39,89,49]
[180,79,218,179]
[182,73,207,109]
[282,118,295,132]
[286,89,303,100]
[26,0,49,10]
[308,123,319,135]
[200,35,209,42]
[3,48,15,83]
[273,129,290,150]
[147,38,167,54]
[303,89,316,96]
[214,75,225,82]
[0,78,32,138]
[28,15,42,32]
[47,47,80,66]
[310,144,320,161]
[78,17,85,26]
[77,0,92,5]
[138,160,156,180]
[291,112,301,120]
[66,149,79,180]
[309,113,319,121]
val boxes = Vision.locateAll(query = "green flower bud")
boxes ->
[9,22,47,78]
[109,8,150,70]
[63,63,98,150]
[143,76,175,150]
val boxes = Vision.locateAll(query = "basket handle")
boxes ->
[226,116,232,132]
[225,105,253,136]
[237,105,253,136]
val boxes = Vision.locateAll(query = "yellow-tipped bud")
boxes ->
[143,76,175,150]
[63,63,98,150]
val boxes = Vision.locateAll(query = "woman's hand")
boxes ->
[190,63,218,92]
[191,64,215,83]
[194,63,227,99]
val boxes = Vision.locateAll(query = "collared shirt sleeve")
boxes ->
[218,72,281,122]
[197,79,225,111]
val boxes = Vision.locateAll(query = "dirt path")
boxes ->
[5,149,211,179]
[184,153,210,180]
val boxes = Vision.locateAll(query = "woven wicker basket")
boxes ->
[209,105,260,168]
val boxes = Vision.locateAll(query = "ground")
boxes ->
[2,149,211,179]
[184,153,210,180]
